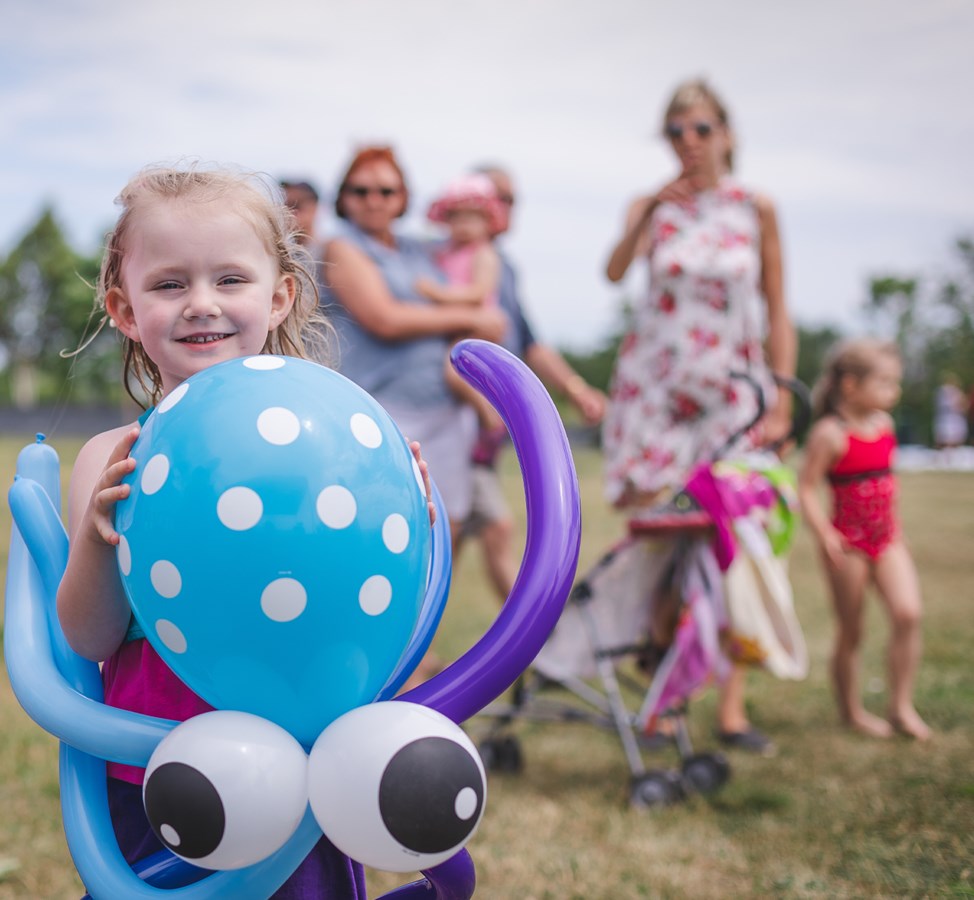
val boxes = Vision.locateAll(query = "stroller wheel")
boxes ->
[479,735,523,773]
[630,770,685,808]
[681,752,731,795]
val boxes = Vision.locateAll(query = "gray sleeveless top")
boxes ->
[322,223,456,409]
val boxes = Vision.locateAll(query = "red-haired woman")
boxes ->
[323,146,506,547]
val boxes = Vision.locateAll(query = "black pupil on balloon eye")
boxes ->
[144,762,226,859]
[378,737,484,854]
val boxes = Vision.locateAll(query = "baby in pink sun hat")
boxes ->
[426,172,507,237]
[415,172,506,433]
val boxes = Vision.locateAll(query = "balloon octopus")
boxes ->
[4,341,580,899]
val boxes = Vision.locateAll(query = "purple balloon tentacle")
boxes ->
[401,340,581,723]
[375,849,476,900]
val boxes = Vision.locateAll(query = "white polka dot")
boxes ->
[257,407,301,445]
[117,534,131,576]
[141,454,170,495]
[243,356,285,370]
[261,578,308,622]
[155,619,187,653]
[359,575,392,616]
[158,383,189,413]
[316,485,357,529]
[217,486,263,531]
[382,514,410,553]
[160,824,181,847]
[350,413,382,449]
[455,786,478,820]
[150,560,182,598]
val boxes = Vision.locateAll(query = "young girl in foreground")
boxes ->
[798,338,931,740]
[56,165,408,897]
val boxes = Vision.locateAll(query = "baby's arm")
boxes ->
[56,425,142,661]
[797,417,847,569]
[416,244,501,306]
[326,239,506,342]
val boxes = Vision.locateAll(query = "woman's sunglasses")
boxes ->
[664,121,715,141]
[343,185,401,199]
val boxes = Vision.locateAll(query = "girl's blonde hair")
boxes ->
[95,163,330,407]
[811,337,900,419]
[663,77,735,171]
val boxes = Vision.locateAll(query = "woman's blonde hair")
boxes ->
[94,163,330,407]
[663,77,735,171]
[811,337,900,419]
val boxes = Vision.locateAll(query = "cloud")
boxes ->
[1,0,971,348]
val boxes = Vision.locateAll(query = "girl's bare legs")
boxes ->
[716,664,750,733]
[873,541,932,740]
[479,515,519,602]
[825,549,893,737]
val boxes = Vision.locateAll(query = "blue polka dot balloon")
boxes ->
[114,356,432,746]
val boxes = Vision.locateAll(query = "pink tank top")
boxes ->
[436,241,498,307]
[102,639,214,784]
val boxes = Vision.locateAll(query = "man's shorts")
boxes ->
[461,464,511,537]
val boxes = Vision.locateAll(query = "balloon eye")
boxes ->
[308,701,486,872]
[379,737,485,853]
[143,711,309,870]
[144,761,226,859]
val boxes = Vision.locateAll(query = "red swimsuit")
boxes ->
[828,429,898,560]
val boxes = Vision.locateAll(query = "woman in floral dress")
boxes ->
[603,78,797,752]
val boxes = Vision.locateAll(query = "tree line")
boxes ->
[2,208,971,445]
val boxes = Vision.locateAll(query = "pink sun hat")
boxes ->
[427,173,505,234]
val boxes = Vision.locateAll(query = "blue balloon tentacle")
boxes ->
[377,480,452,699]
[5,484,176,764]
[63,739,320,899]
[401,340,581,723]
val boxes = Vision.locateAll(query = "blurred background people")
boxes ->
[418,173,507,437]
[932,372,968,454]
[602,78,797,754]
[320,146,505,546]
[455,164,606,602]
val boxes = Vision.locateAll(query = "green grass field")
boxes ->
[1,436,972,899]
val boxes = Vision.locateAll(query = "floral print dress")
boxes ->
[603,176,774,505]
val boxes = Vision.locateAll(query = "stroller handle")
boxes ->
[712,371,811,460]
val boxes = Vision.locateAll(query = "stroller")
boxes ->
[476,374,810,808]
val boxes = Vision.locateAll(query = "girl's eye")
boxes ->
[220,275,246,286]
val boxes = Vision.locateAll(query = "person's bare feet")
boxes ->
[845,710,894,738]
[888,707,932,741]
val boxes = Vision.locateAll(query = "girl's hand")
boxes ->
[82,426,140,547]
[407,439,436,526]
[820,526,849,571]
[760,405,794,454]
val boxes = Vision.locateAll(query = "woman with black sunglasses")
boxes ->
[322,146,506,548]
[601,78,798,755]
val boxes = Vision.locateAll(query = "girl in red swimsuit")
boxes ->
[798,338,931,741]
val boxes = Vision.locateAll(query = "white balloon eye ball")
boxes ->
[143,711,308,871]
[308,702,486,873]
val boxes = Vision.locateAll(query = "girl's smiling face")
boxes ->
[106,198,294,398]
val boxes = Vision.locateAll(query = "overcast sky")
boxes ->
[1,0,971,351]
